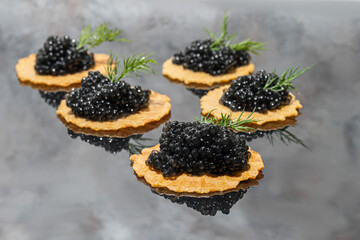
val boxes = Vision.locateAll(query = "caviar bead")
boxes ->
[66,71,150,121]
[173,39,250,76]
[146,121,251,177]
[35,35,94,75]
[220,70,290,113]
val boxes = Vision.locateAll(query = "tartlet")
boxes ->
[17,53,109,91]
[57,90,171,138]
[16,23,127,91]
[163,13,264,87]
[130,120,264,194]
[163,58,255,87]
[57,53,171,137]
[201,67,310,126]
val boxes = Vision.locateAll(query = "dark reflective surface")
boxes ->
[2,1,360,239]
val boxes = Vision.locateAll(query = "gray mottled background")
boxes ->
[1,0,360,239]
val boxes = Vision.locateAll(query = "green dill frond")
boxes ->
[205,13,265,53]
[77,23,130,50]
[105,52,157,82]
[127,137,155,155]
[230,38,266,55]
[207,12,234,50]
[263,65,312,93]
[195,109,257,132]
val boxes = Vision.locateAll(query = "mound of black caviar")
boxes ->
[172,39,250,76]
[66,71,150,121]
[153,189,247,216]
[38,90,66,108]
[220,70,291,113]
[35,35,94,75]
[146,121,251,177]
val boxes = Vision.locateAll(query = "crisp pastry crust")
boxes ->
[200,86,302,125]
[56,91,171,137]
[16,53,109,91]
[162,58,254,86]
[130,144,264,194]
[138,173,263,198]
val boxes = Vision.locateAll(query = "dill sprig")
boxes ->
[263,65,312,93]
[195,109,257,132]
[267,127,309,150]
[128,137,155,155]
[205,12,265,53]
[105,51,157,82]
[77,23,129,50]
[230,38,266,55]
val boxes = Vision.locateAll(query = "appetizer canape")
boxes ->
[201,66,311,125]
[163,13,264,87]
[57,53,171,137]
[130,113,264,194]
[16,23,128,91]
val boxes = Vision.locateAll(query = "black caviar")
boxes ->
[220,70,291,113]
[146,121,250,177]
[66,71,150,121]
[38,90,66,108]
[172,39,250,76]
[153,189,247,216]
[35,35,94,75]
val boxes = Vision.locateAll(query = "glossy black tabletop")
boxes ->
[1,1,360,239]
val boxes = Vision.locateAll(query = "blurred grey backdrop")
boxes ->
[1,0,360,240]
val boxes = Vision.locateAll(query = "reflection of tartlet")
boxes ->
[57,53,171,137]
[67,130,152,154]
[163,13,263,87]
[15,23,127,91]
[201,67,310,126]
[131,120,264,194]
[150,175,262,216]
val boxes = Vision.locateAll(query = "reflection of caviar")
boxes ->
[146,121,250,177]
[35,36,94,75]
[66,71,150,121]
[67,129,138,153]
[38,90,66,108]
[154,189,247,216]
[172,39,250,76]
[220,70,291,113]
[186,88,210,98]
[237,130,267,142]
